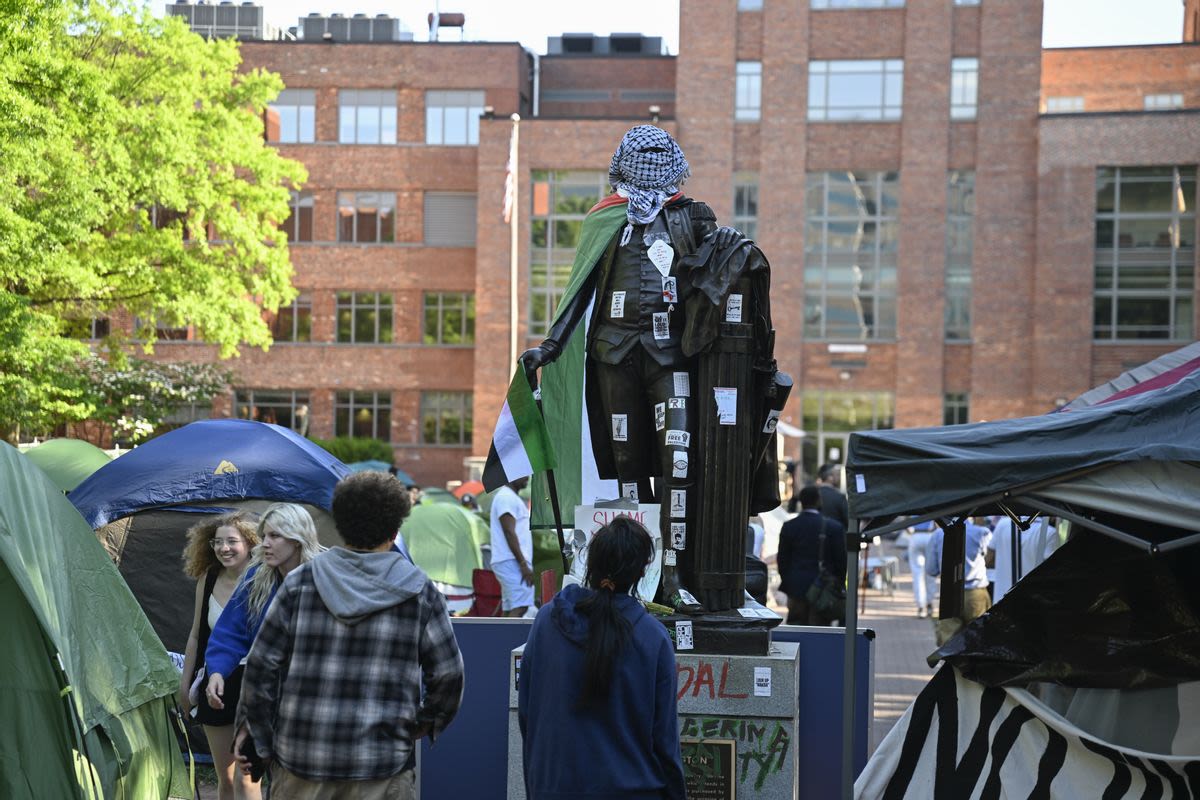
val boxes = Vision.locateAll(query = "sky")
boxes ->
[158,0,1187,53]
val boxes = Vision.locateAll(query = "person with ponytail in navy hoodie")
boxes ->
[518,517,686,800]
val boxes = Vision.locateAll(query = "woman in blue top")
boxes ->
[204,503,324,795]
[518,517,686,800]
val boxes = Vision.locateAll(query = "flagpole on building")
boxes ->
[508,113,521,377]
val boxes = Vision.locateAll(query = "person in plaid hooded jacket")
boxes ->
[234,471,464,797]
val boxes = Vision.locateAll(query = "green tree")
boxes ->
[0,0,305,439]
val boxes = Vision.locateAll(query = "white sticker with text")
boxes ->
[714,387,737,425]
[610,291,625,319]
[611,414,628,442]
[673,372,691,397]
[754,666,772,697]
[726,293,743,323]
[665,430,691,448]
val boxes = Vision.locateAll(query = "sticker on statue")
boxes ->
[671,522,686,550]
[672,451,689,478]
[726,293,743,323]
[610,291,626,319]
[612,414,628,442]
[714,388,737,425]
[652,312,670,340]
[621,482,638,502]
[670,489,686,519]
[673,372,690,397]
[648,238,674,277]
[665,430,690,448]
[662,276,678,304]
[668,397,686,410]
[654,402,666,431]
[763,409,781,434]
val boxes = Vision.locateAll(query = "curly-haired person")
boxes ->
[178,511,260,800]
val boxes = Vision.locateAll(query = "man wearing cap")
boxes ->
[520,126,740,612]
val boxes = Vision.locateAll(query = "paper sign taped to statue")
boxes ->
[654,402,666,431]
[611,414,628,441]
[648,239,674,277]
[670,489,686,518]
[610,291,626,319]
[714,388,737,425]
[662,276,678,304]
[653,312,670,340]
[670,522,686,550]
[665,430,690,448]
[754,666,772,697]
[621,482,638,502]
[572,503,662,601]
[675,620,694,650]
[726,294,743,323]
[674,372,690,397]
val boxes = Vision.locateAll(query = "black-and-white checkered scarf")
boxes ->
[608,125,690,225]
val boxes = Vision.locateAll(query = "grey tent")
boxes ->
[842,345,1200,798]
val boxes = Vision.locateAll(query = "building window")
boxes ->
[1045,95,1085,113]
[950,58,978,120]
[945,170,975,340]
[338,89,397,145]
[733,174,759,241]
[1144,93,1184,111]
[423,192,477,246]
[235,389,310,435]
[425,90,485,145]
[420,391,473,446]
[737,0,763,9]
[735,61,762,122]
[808,60,903,121]
[1094,166,1196,341]
[269,294,312,343]
[530,170,608,336]
[159,401,212,432]
[337,192,395,243]
[283,191,314,242]
[67,317,111,340]
[423,293,475,345]
[335,391,391,441]
[799,391,894,481]
[812,0,903,7]
[269,89,315,144]
[943,393,969,426]
[336,291,394,344]
[804,171,900,340]
[953,0,981,5]
[135,315,189,341]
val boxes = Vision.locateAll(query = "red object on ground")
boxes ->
[469,569,502,617]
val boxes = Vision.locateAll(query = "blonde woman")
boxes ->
[205,503,324,799]
[178,511,259,800]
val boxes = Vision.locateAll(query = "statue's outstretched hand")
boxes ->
[520,340,562,387]
[706,225,742,249]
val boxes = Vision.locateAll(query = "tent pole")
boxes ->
[1018,497,1155,553]
[841,518,860,800]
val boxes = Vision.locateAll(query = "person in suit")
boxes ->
[815,462,850,529]
[777,486,847,625]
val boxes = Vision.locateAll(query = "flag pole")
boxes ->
[508,113,521,378]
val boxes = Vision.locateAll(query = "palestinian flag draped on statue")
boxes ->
[482,368,558,492]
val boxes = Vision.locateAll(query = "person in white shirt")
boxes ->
[489,477,534,617]
[988,515,1059,604]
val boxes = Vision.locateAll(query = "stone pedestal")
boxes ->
[507,642,801,799]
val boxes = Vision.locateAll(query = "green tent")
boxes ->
[402,502,487,588]
[23,438,112,493]
[0,442,190,798]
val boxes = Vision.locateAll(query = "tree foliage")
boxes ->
[0,0,305,437]
[81,355,231,443]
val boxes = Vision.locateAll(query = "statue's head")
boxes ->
[608,125,690,193]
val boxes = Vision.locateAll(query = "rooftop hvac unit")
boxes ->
[349,14,371,41]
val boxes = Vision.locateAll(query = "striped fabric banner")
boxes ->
[482,368,557,492]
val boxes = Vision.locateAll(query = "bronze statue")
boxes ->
[523,126,788,612]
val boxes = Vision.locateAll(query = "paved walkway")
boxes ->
[855,541,941,752]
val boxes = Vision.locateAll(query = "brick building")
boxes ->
[151,1,1198,486]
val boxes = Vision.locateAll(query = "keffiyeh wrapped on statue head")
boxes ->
[608,125,690,225]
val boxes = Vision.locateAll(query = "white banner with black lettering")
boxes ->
[856,666,1200,799]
